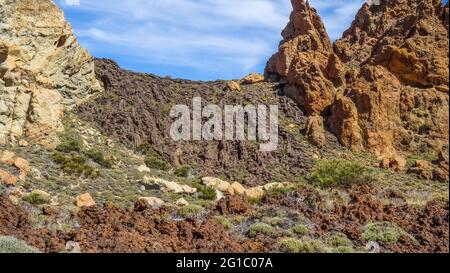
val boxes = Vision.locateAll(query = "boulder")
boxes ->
[305,115,326,148]
[65,241,81,254]
[0,169,17,186]
[0,151,15,166]
[144,176,197,194]
[408,160,433,180]
[75,193,96,208]
[137,164,151,173]
[18,139,29,147]
[175,198,189,207]
[245,186,265,199]
[380,156,407,172]
[242,73,264,84]
[226,81,242,91]
[216,195,251,215]
[227,182,247,196]
[138,197,165,209]
[202,177,231,192]
[13,157,30,181]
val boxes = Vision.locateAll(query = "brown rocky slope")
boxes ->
[77,59,346,186]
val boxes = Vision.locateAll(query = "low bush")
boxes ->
[248,197,262,205]
[52,152,99,178]
[215,216,233,230]
[268,186,293,197]
[144,155,169,171]
[362,222,410,244]
[200,186,217,200]
[279,237,329,253]
[56,138,81,153]
[248,223,279,238]
[174,165,190,178]
[0,236,40,253]
[310,160,375,187]
[179,204,205,218]
[86,148,113,168]
[325,233,353,248]
[291,225,310,236]
[22,191,50,205]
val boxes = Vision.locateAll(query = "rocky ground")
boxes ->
[0,0,449,253]
[0,72,448,253]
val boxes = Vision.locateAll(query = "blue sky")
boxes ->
[54,0,387,80]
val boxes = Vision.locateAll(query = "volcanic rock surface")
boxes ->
[267,0,449,158]
[77,59,333,186]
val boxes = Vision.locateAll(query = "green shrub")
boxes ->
[0,236,40,253]
[291,225,310,236]
[144,155,169,171]
[310,160,374,187]
[179,204,205,218]
[174,165,190,177]
[362,222,410,244]
[22,191,50,205]
[200,186,217,200]
[56,138,81,153]
[86,148,113,168]
[264,217,284,227]
[215,216,233,230]
[248,197,262,205]
[268,186,293,197]
[136,142,154,155]
[333,246,354,253]
[248,223,279,238]
[325,233,353,248]
[279,237,329,253]
[52,152,99,179]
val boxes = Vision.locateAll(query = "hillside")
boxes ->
[0,0,448,254]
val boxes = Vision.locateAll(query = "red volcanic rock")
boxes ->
[267,0,449,156]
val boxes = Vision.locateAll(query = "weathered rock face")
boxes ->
[0,0,102,147]
[267,0,449,158]
[265,0,344,115]
[333,0,449,156]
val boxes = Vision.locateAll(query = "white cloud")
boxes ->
[64,0,80,6]
[57,0,364,79]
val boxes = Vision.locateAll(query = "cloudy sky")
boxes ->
[55,0,369,80]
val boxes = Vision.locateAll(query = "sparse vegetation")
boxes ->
[52,152,99,178]
[215,216,233,230]
[362,222,410,244]
[199,186,217,200]
[144,155,169,171]
[0,236,40,253]
[310,160,375,187]
[279,237,329,253]
[268,186,294,197]
[56,137,82,153]
[248,223,279,238]
[291,225,310,236]
[325,233,353,248]
[174,165,190,177]
[248,197,262,205]
[22,191,50,205]
[86,148,113,168]
[179,204,205,218]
